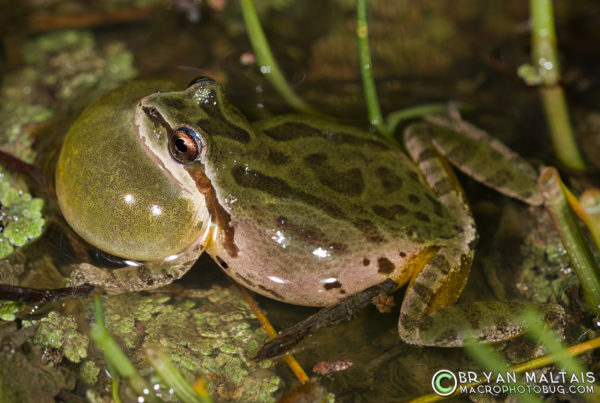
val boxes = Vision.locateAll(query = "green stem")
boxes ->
[386,103,452,134]
[92,295,160,403]
[239,0,316,115]
[144,346,212,403]
[520,309,587,375]
[580,189,600,251]
[538,167,600,315]
[529,0,585,170]
[356,0,387,138]
[464,340,542,403]
[539,86,585,170]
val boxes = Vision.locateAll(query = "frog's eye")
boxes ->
[169,126,202,164]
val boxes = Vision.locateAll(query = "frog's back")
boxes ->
[205,115,461,306]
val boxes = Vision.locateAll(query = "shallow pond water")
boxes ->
[1,0,600,402]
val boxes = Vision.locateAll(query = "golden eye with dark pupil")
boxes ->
[169,127,201,164]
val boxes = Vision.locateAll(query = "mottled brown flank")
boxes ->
[268,150,290,165]
[304,153,365,197]
[324,280,342,290]
[274,216,348,254]
[352,218,385,243]
[375,166,405,193]
[258,284,284,300]
[363,257,370,266]
[232,166,384,242]
[215,255,228,269]
[235,272,255,288]
[263,121,388,150]
[377,257,395,274]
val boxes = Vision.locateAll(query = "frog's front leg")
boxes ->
[398,124,563,346]
[67,240,204,293]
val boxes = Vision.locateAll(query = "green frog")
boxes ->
[56,78,560,347]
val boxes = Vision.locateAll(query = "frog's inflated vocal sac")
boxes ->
[56,78,559,347]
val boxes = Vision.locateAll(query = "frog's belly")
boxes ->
[207,224,433,306]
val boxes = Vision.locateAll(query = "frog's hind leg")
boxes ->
[424,115,543,206]
[398,125,563,346]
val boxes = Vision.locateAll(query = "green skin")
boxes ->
[56,79,561,347]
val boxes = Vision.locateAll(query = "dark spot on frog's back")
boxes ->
[376,166,403,192]
[160,96,187,110]
[196,118,250,144]
[363,257,370,266]
[304,153,365,197]
[275,216,348,254]
[232,167,385,242]
[263,121,388,150]
[413,211,431,223]
[268,150,290,165]
[377,257,395,274]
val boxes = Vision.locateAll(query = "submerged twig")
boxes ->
[254,279,397,361]
[0,283,93,303]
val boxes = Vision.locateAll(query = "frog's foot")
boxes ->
[399,299,565,347]
[67,259,195,293]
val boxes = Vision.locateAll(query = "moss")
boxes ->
[0,169,45,259]
[23,311,89,364]
[0,301,22,321]
[94,286,282,402]
[80,360,100,386]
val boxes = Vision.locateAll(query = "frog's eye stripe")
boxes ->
[169,126,203,164]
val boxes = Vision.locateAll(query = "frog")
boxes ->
[56,78,561,347]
